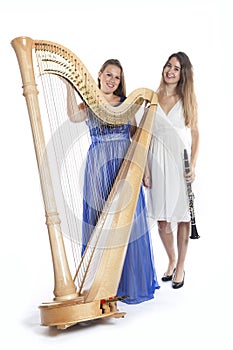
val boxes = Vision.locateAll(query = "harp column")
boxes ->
[11,36,78,301]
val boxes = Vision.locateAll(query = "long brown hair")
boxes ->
[98,59,126,98]
[158,52,198,128]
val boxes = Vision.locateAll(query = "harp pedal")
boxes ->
[100,295,128,318]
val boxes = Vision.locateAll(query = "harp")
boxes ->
[11,36,158,329]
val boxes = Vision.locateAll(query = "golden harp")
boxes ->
[11,37,158,329]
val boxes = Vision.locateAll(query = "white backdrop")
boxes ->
[1,1,232,349]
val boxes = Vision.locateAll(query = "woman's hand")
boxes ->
[143,167,152,188]
[143,162,151,188]
[143,175,151,188]
[184,164,195,184]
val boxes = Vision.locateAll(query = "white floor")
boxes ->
[2,213,232,350]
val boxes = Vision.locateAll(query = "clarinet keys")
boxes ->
[184,149,200,239]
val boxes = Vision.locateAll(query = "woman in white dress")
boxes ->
[144,52,199,289]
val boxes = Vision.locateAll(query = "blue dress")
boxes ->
[82,100,160,304]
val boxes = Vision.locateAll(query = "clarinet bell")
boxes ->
[190,224,200,239]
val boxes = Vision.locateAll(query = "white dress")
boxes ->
[146,100,191,224]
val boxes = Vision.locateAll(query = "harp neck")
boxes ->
[13,36,154,125]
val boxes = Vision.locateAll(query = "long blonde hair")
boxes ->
[158,52,198,128]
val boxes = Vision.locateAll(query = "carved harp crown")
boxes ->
[11,36,158,329]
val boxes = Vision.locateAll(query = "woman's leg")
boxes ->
[173,221,190,282]
[158,220,176,276]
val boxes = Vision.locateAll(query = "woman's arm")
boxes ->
[190,126,199,168]
[63,80,88,123]
[186,125,200,183]
[129,116,137,137]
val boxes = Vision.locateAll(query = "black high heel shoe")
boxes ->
[161,268,175,282]
[172,271,185,289]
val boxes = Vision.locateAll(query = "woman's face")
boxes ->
[98,64,121,94]
[163,56,181,85]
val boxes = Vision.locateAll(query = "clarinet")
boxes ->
[184,149,200,239]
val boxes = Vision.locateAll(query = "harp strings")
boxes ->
[36,59,85,277]
[74,113,132,292]
[76,113,146,295]
[34,43,147,292]
[35,49,132,292]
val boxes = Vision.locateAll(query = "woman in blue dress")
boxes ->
[65,59,160,304]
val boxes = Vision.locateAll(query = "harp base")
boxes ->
[39,298,126,329]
